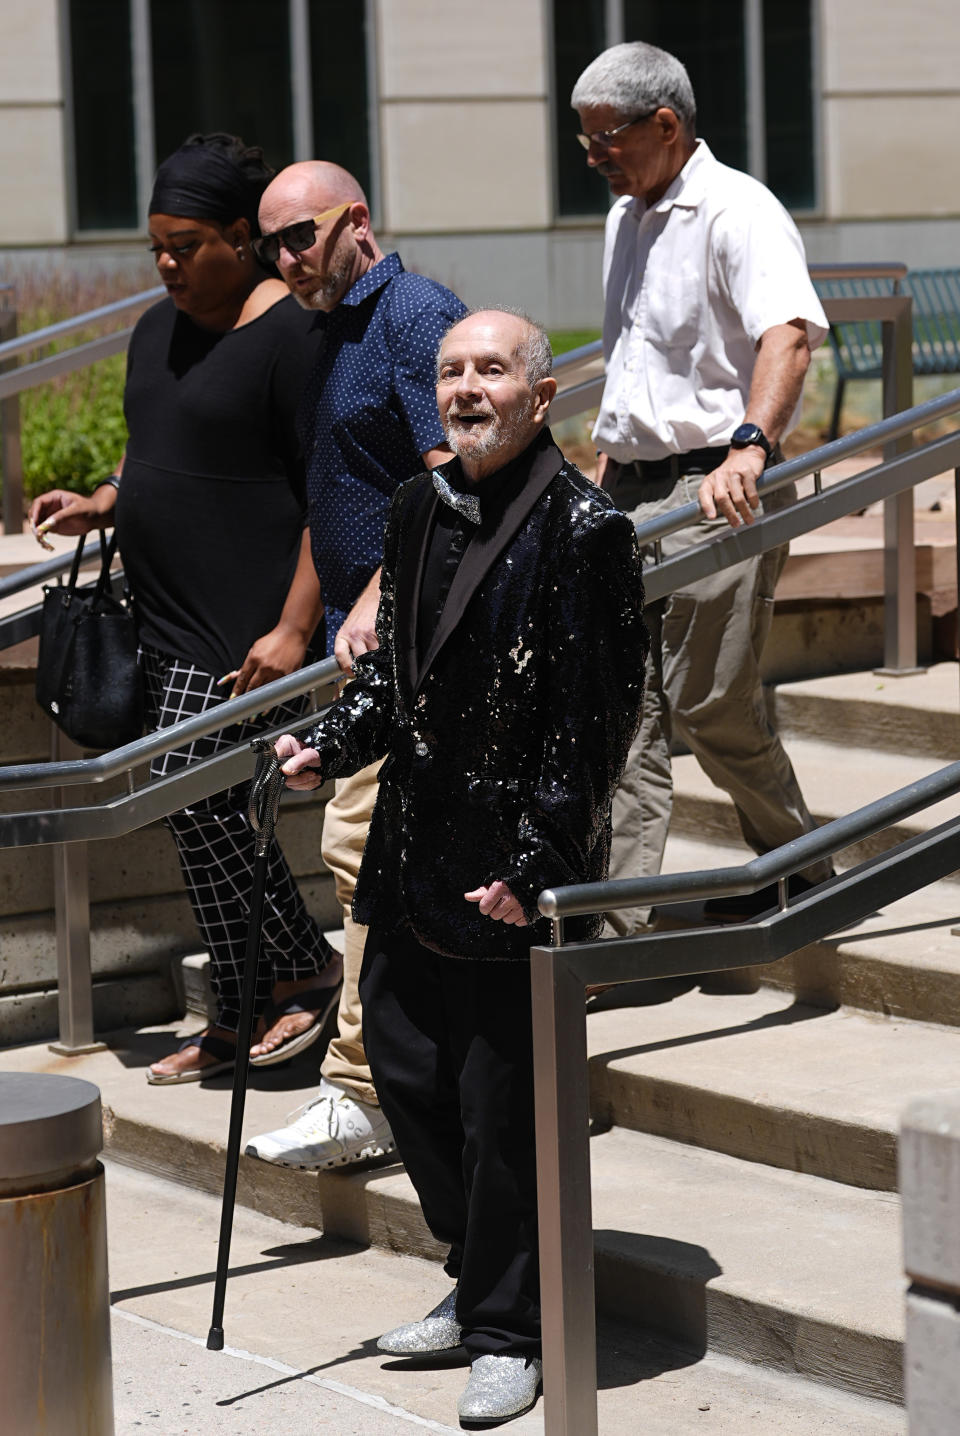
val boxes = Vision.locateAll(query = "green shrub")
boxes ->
[0,266,155,510]
[21,354,128,499]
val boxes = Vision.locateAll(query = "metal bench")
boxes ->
[814,267,960,439]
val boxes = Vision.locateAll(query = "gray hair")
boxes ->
[437,307,554,387]
[571,42,696,136]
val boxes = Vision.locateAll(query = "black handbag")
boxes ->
[36,531,144,750]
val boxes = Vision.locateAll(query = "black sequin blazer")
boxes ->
[302,430,649,960]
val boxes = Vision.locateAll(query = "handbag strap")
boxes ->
[92,529,120,604]
[65,535,86,594]
[62,530,118,601]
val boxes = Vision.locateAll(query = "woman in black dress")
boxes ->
[29,134,341,1082]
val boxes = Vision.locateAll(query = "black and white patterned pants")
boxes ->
[141,644,335,1031]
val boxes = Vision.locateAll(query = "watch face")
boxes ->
[732,423,770,452]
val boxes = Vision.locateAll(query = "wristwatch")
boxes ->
[730,422,772,458]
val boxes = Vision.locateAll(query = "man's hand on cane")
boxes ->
[274,733,324,790]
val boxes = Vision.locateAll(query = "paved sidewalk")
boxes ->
[112,1309,462,1435]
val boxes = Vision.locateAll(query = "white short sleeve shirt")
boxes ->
[594,140,828,463]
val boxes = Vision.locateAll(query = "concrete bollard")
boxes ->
[901,1091,960,1435]
[0,1072,114,1434]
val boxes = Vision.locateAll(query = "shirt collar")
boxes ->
[629,139,714,224]
[434,429,551,516]
[339,250,404,308]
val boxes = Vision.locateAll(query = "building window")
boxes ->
[554,0,816,218]
[151,2,294,173]
[762,0,815,211]
[68,0,139,231]
[308,0,371,199]
[68,0,371,235]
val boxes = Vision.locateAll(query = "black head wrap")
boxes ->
[149,134,271,235]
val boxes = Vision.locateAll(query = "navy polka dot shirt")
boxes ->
[297,252,467,653]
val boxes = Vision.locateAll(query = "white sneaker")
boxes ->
[244,1078,395,1171]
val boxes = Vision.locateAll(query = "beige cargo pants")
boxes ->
[319,757,383,1104]
[606,463,832,937]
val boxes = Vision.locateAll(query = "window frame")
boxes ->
[65,0,379,239]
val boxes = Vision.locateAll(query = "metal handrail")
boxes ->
[8,363,949,626]
[0,297,594,406]
[0,287,165,404]
[0,287,164,364]
[0,262,899,377]
[0,329,139,402]
[0,536,104,601]
[551,338,604,373]
[0,707,329,850]
[539,758,960,920]
[635,384,960,549]
[530,790,960,1435]
[0,656,341,793]
[642,426,960,603]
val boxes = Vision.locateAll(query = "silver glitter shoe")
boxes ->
[457,1353,543,1422]
[377,1286,463,1356]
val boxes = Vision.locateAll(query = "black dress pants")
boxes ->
[359,923,540,1357]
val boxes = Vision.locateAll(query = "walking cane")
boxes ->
[207,736,285,1351]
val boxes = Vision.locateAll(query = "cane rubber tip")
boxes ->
[206,1327,224,1351]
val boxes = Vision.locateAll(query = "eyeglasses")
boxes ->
[252,201,352,264]
[576,111,658,150]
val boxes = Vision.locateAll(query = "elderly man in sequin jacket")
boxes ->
[273,308,648,1425]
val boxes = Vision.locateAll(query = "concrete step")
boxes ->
[108,1158,905,1435]
[0,867,340,1046]
[180,927,346,1020]
[585,985,960,1192]
[0,787,330,919]
[0,1033,905,1412]
[762,591,933,683]
[656,834,960,1026]
[771,663,960,761]
[0,970,180,1047]
[0,767,337,1045]
[670,736,960,876]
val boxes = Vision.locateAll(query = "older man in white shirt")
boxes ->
[573,40,834,931]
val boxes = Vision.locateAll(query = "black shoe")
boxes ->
[703,871,834,922]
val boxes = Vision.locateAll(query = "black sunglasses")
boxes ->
[252,201,351,264]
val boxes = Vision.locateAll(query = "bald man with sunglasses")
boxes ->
[245,162,466,1172]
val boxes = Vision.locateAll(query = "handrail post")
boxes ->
[47,724,103,1056]
[901,1092,960,1432]
[531,942,597,1436]
[878,293,919,674]
[0,289,24,535]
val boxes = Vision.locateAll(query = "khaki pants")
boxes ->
[319,757,383,1104]
[607,465,832,936]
